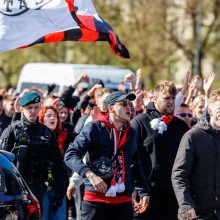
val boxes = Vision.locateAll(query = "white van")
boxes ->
[16,63,134,94]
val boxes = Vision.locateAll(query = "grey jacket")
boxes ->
[172,121,220,220]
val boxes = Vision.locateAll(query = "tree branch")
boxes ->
[202,0,220,49]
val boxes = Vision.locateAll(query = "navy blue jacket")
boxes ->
[65,120,150,198]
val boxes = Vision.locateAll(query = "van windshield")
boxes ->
[20,83,59,93]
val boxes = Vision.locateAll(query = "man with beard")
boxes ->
[131,81,188,220]
[172,89,220,220]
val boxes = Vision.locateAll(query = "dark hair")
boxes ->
[180,103,189,108]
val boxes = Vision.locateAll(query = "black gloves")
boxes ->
[50,194,63,213]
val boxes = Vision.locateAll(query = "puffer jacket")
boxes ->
[172,120,220,220]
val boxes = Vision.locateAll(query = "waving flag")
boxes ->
[0,0,129,58]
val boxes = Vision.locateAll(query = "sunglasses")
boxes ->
[178,113,193,118]
[44,114,57,119]
[115,100,133,108]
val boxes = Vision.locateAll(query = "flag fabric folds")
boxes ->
[0,0,129,58]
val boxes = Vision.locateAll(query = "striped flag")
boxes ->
[0,0,129,58]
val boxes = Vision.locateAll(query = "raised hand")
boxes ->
[181,70,191,94]
[135,68,143,90]
[203,72,216,97]
[87,84,103,97]
[78,73,90,83]
[124,73,136,91]
[14,97,21,113]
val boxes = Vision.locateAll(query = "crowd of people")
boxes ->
[0,68,219,220]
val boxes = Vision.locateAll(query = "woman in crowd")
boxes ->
[58,104,71,124]
[38,106,75,220]
[191,95,205,126]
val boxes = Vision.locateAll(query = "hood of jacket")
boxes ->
[146,102,164,120]
[196,111,220,135]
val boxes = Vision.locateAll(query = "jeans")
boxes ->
[74,185,84,220]
[81,200,134,220]
[42,190,66,220]
[29,184,46,213]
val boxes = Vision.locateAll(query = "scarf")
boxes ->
[146,102,174,134]
[150,113,174,134]
[97,112,130,197]
[57,128,68,157]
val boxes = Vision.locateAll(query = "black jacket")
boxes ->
[0,112,12,136]
[60,85,80,110]
[0,116,65,196]
[131,102,189,192]
[172,121,220,220]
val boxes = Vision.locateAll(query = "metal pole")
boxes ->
[61,43,66,63]
[193,0,202,76]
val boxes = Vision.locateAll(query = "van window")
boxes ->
[16,63,134,94]
[20,83,59,93]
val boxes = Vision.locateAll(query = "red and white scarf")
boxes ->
[97,112,130,197]
[150,113,174,134]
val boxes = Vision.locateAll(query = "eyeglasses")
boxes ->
[177,113,193,118]
[44,114,57,119]
[115,100,133,108]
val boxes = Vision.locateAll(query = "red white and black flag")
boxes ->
[0,0,129,58]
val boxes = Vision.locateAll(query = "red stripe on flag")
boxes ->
[76,15,99,41]
[19,45,29,49]
[79,28,99,42]
[108,33,123,58]
[77,15,96,31]
[44,32,65,43]
[65,0,74,12]
[108,30,120,49]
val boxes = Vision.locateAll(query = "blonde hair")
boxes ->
[94,88,112,101]
[3,95,16,102]
[191,95,205,111]
[208,90,220,107]
[154,80,177,96]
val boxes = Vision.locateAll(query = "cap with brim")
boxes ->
[104,91,136,110]
[19,92,41,107]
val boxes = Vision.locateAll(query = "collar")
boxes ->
[21,115,39,127]
[96,112,130,130]
[146,102,163,118]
